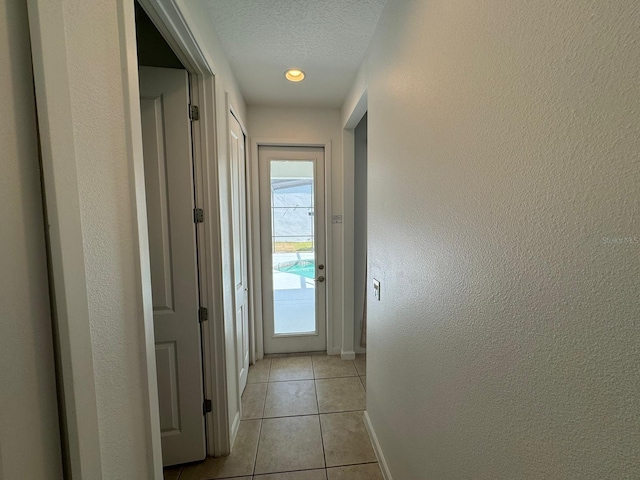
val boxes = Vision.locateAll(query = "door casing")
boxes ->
[258,146,327,354]
[248,139,334,361]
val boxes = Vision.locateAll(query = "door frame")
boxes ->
[138,0,238,458]
[28,2,235,478]
[341,89,368,359]
[249,138,333,360]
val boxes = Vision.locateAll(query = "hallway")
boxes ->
[165,354,380,479]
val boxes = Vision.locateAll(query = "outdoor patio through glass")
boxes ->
[270,160,316,335]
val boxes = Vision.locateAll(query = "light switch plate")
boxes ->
[373,279,381,301]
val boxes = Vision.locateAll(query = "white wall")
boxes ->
[0,1,63,478]
[248,106,344,355]
[347,1,640,478]
[353,114,367,353]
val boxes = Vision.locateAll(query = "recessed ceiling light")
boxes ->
[285,69,305,82]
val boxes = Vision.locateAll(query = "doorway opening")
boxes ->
[135,3,207,467]
[354,113,367,355]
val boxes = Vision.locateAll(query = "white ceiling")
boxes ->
[205,0,387,108]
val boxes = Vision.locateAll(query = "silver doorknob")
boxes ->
[317,275,325,282]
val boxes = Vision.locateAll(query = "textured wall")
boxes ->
[54,1,156,477]
[248,106,344,354]
[0,1,63,478]
[357,1,640,478]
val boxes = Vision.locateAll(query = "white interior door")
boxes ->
[139,66,205,466]
[229,112,250,394]
[259,146,326,354]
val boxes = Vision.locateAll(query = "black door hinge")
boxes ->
[194,208,204,224]
[199,307,208,323]
[189,104,199,121]
[203,399,212,414]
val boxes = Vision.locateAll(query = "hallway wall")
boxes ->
[0,1,63,478]
[344,1,640,478]
[247,106,344,355]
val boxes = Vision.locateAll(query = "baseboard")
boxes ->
[229,410,241,452]
[341,350,356,360]
[363,411,393,480]
[328,346,341,356]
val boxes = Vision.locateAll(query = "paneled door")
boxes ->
[229,112,250,395]
[259,147,326,354]
[139,66,205,466]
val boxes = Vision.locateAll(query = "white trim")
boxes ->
[341,127,355,357]
[117,3,163,475]
[248,139,264,361]
[341,89,368,356]
[137,0,212,75]
[27,1,104,477]
[344,90,368,130]
[328,346,342,356]
[190,75,231,456]
[249,138,334,356]
[363,411,393,480]
[341,351,356,360]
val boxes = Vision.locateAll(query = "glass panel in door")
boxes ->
[270,160,316,335]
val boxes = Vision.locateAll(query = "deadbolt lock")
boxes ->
[318,264,325,270]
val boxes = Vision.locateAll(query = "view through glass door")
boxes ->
[259,147,326,354]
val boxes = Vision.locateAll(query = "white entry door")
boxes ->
[259,147,326,354]
[139,66,205,466]
[229,112,250,394]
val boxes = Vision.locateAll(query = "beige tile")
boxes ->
[312,355,358,379]
[254,416,325,474]
[315,377,366,413]
[327,463,383,480]
[320,412,377,467]
[255,469,327,480]
[269,356,314,381]
[248,359,272,383]
[163,466,181,480]
[263,380,318,418]
[242,383,267,420]
[180,420,260,479]
[354,354,366,376]
[360,376,366,391]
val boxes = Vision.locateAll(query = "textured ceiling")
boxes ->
[205,0,387,107]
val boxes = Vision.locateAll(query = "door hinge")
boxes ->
[189,104,199,121]
[193,208,204,224]
[199,307,208,323]
[203,399,212,414]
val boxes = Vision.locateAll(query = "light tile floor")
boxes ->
[165,354,378,480]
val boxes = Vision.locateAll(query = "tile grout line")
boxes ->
[313,356,328,473]
[252,417,264,477]
[251,358,270,477]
